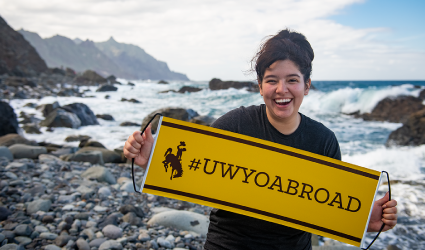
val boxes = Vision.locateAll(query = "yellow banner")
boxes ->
[141,117,382,247]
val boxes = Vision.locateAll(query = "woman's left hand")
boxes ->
[367,192,397,232]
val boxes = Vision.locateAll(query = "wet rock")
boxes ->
[158,80,169,84]
[102,225,122,239]
[80,140,106,148]
[8,144,47,159]
[0,207,12,221]
[96,85,117,92]
[178,86,202,93]
[40,108,81,128]
[0,134,37,147]
[28,184,46,196]
[13,224,32,236]
[189,115,216,126]
[74,70,107,85]
[81,166,116,184]
[39,232,58,240]
[26,199,52,214]
[99,240,123,250]
[141,107,199,133]
[0,101,19,136]
[0,146,13,161]
[148,210,209,236]
[0,244,25,250]
[96,114,114,121]
[14,236,32,246]
[387,109,425,146]
[119,121,140,126]
[62,103,99,126]
[119,205,145,218]
[89,238,108,248]
[63,150,104,165]
[36,102,60,117]
[209,78,259,92]
[122,212,143,226]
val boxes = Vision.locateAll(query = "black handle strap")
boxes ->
[131,113,163,194]
[362,170,391,250]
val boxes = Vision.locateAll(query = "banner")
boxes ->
[140,116,382,247]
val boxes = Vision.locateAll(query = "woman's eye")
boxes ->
[289,79,298,83]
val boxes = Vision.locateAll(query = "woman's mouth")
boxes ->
[274,98,292,106]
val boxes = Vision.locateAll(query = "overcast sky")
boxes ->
[1,0,424,81]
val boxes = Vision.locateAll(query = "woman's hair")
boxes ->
[251,29,314,84]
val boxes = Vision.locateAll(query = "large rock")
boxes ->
[419,89,425,100]
[26,199,52,214]
[63,150,104,165]
[0,146,13,160]
[81,166,116,184]
[0,102,19,136]
[0,134,37,147]
[178,86,202,93]
[8,144,47,159]
[386,109,425,146]
[74,70,107,85]
[147,210,209,236]
[140,107,199,134]
[36,102,60,117]
[40,109,81,128]
[65,134,91,142]
[0,15,48,77]
[360,96,425,123]
[209,78,259,92]
[62,103,99,126]
[96,85,118,92]
[76,147,122,163]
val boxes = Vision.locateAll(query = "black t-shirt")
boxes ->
[204,104,341,250]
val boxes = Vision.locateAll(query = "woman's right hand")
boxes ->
[123,124,154,169]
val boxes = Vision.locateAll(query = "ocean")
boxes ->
[9,80,425,250]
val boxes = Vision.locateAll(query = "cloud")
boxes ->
[1,0,424,80]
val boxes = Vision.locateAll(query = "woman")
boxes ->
[124,29,397,250]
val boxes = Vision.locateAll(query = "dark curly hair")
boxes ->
[251,29,314,85]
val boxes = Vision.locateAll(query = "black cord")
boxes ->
[362,171,391,250]
[131,113,163,194]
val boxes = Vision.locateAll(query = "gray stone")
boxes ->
[0,146,13,161]
[80,228,95,240]
[119,181,135,193]
[0,207,12,221]
[39,232,58,240]
[34,225,48,233]
[4,172,17,179]
[44,245,61,250]
[118,204,145,218]
[64,150,104,165]
[26,199,52,214]
[98,240,123,250]
[28,184,46,196]
[74,212,90,221]
[93,206,108,213]
[138,232,150,242]
[40,108,81,128]
[64,135,91,142]
[96,85,118,92]
[141,107,199,134]
[76,147,122,163]
[62,103,99,126]
[81,166,116,184]
[147,210,209,236]
[0,134,37,147]
[5,162,27,171]
[13,224,32,236]
[102,225,122,239]
[97,214,118,229]
[0,233,4,242]
[13,236,32,246]
[57,194,76,204]
[89,238,107,247]
[0,244,25,250]
[54,235,76,247]
[8,144,47,159]
[9,180,24,186]
[122,212,142,226]
[98,186,112,198]
[157,237,173,249]
[1,231,15,240]
[76,238,90,250]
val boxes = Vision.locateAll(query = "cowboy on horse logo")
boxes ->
[162,141,186,180]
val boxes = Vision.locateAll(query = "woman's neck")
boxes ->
[266,109,301,135]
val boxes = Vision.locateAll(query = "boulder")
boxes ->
[140,107,199,134]
[79,140,106,148]
[189,115,216,126]
[62,103,99,126]
[0,134,37,147]
[96,85,117,92]
[8,144,47,159]
[386,109,425,146]
[64,135,91,142]
[209,78,259,92]
[147,210,209,236]
[178,86,202,93]
[158,80,169,84]
[22,123,41,134]
[74,70,107,85]
[96,114,114,121]
[419,89,425,100]
[76,147,122,163]
[120,121,140,127]
[360,95,425,123]
[0,101,19,136]
[63,150,104,165]
[36,101,60,117]
[40,108,81,128]
[0,146,13,161]
[81,166,116,184]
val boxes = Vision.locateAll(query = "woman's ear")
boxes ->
[304,79,311,96]
[258,80,263,96]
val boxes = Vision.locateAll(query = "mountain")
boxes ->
[95,37,188,80]
[18,30,189,80]
[0,16,47,76]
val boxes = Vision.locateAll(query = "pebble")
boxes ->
[13,225,32,236]
[0,244,25,250]
[98,240,123,250]
[94,205,108,212]
[89,238,107,248]
[76,238,90,250]
[102,225,123,239]
[14,236,32,246]
[26,199,51,214]
[39,232,58,240]
[44,245,61,250]
[4,172,17,179]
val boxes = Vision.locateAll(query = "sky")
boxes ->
[0,0,424,81]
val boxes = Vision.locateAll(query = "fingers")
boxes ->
[382,199,397,209]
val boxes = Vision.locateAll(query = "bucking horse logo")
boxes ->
[162,141,186,180]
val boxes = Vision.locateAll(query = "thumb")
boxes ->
[144,124,154,142]
[376,192,390,206]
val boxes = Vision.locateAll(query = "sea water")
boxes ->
[9,80,425,250]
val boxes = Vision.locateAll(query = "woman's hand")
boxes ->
[367,192,397,232]
[123,125,154,169]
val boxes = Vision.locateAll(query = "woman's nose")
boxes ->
[276,81,288,93]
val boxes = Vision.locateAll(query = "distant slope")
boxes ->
[0,16,47,76]
[95,37,188,80]
[18,30,189,80]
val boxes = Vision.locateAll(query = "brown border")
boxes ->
[144,184,361,243]
[162,121,379,180]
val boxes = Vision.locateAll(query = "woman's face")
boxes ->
[259,59,310,126]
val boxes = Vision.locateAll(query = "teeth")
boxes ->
[275,99,291,104]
